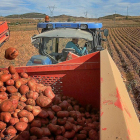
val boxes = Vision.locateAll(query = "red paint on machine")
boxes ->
[101,112,104,116]
[114,88,123,110]
[128,129,130,135]
[103,100,113,105]
[125,108,132,118]
[102,128,107,130]
[101,77,103,83]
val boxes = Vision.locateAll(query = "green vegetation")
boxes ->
[5,12,46,18]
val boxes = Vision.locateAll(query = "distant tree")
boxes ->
[67,17,75,22]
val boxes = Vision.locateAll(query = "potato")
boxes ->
[19,117,29,123]
[64,121,73,131]
[69,111,77,120]
[15,80,22,89]
[73,105,80,111]
[76,134,87,140]
[10,95,20,101]
[0,81,3,87]
[51,105,62,112]
[67,117,75,123]
[4,126,17,136]
[11,72,20,81]
[24,105,34,112]
[57,118,66,126]
[63,130,75,139]
[18,101,26,110]
[67,105,73,111]
[43,86,55,100]
[0,99,18,112]
[36,95,52,108]
[0,73,11,82]
[85,112,91,118]
[35,84,47,93]
[30,119,41,127]
[6,86,18,94]
[52,95,61,105]
[26,91,39,100]
[9,117,19,125]
[57,111,69,118]
[26,98,36,106]
[39,118,49,126]
[30,136,37,140]
[20,95,27,102]
[77,125,83,132]
[30,127,43,138]
[20,72,29,78]
[0,92,8,100]
[59,100,69,110]
[15,122,28,131]
[55,136,68,140]
[19,85,29,95]
[38,110,48,118]
[77,118,85,126]
[47,111,54,120]
[11,92,21,98]
[32,106,42,116]
[5,79,15,86]
[89,129,99,140]
[80,130,87,135]
[8,65,16,74]
[27,80,36,91]
[50,116,57,125]
[72,124,78,133]
[18,110,34,122]
[48,124,62,135]
[0,121,6,130]
[0,86,6,92]
[60,126,65,135]
[5,47,19,60]
[41,127,51,136]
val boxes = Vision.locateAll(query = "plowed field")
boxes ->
[103,27,140,117]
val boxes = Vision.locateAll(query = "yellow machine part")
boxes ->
[100,50,140,140]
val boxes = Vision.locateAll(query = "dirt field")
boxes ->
[0,29,39,68]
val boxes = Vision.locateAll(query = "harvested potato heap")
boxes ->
[0,66,100,140]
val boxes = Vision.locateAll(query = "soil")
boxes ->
[0,30,39,68]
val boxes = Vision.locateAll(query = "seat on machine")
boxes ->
[61,48,75,61]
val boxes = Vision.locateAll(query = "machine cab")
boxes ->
[27,16,108,66]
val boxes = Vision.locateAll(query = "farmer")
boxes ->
[65,38,88,56]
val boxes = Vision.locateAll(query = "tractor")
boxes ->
[27,15,108,66]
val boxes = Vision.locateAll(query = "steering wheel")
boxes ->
[39,43,58,64]
[45,53,58,64]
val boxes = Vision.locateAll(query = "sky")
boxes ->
[0,0,140,18]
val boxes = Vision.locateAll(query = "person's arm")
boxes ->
[66,41,87,56]
[74,46,86,56]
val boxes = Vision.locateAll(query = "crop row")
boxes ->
[104,27,140,114]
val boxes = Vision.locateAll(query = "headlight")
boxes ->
[47,24,53,29]
[80,24,87,29]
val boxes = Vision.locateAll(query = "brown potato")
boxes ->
[15,122,28,131]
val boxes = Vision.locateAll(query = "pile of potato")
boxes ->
[0,65,100,140]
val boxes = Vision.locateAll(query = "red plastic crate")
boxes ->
[15,51,100,109]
